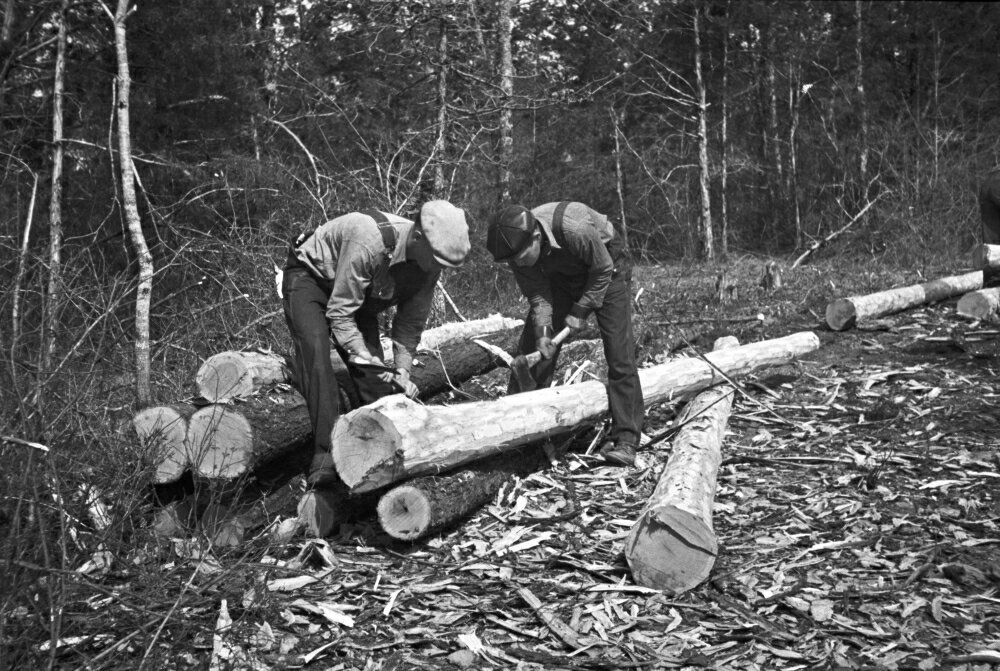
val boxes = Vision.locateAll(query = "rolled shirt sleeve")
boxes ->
[389,267,441,372]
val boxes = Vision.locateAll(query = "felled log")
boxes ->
[186,391,312,481]
[196,350,291,402]
[332,331,820,493]
[133,404,198,484]
[376,446,549,541]
[973,244,1000,270]
[417,313,523,351]
[623,336,738,594]
[825,270,983,331]
[957,287,1000,322]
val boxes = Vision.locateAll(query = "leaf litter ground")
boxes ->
[41,262,1000,670]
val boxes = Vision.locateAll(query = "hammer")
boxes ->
[473,326,572,392]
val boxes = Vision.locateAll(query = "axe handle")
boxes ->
[523,325,573,367]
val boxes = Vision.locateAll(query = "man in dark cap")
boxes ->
[980,169,1000,245]
[486,201,643,466]
[283,200,471,535]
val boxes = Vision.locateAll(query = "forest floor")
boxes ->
[15,256,1000,671]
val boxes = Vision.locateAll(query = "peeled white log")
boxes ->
[973,244,1000,269]
[623,336,738,594]
[196,351,290,402]
[332,331,820,493]
[381,314,523,361]
[133,404,196,484]
[957,287,1000,321]
[825,271,983,331]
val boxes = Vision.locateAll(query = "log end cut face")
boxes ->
[133,406,189,484]
[187,405,254,479]
[332,405,405,492]
[376,485,431,541]
[625,506,719,595]
[825,299,857,331]
[196,352,252,402]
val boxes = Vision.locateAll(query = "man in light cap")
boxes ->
[283,200,470,535]
[486,201,643,466]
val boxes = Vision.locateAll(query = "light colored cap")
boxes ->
[420,200,471,268]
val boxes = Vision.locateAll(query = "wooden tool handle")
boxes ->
[524,326,574,367]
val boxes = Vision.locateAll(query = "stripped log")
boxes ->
[332,331,820,493]
[957,287,1000,322]
[417,313,523,351]
[973,244,1000,270]
[623,336,738,594]
[196,350,290,402]
[825,271,983,331]
[133,404,197,484]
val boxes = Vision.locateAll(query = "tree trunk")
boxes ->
[623,336,738,594]
[957,288,1000,322]
[719,2,730,258]
[111,0,154,405]
[693,2,713,261]
[496,0,514,203]
[332,332,820,493]
[825,271,983,331]
[973,244,1000,269]
[133,404,198,484]
[41,0,68,382]
[416,314,522,351]
[433,17,448,196]
[196,351,291,402]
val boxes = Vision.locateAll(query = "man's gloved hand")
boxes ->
[564,314,586,332]
[393,369,419,398]
[535,336,556,360]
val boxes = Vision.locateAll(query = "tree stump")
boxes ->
[957,287,1000,322]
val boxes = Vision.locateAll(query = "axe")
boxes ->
[473,326,572,392]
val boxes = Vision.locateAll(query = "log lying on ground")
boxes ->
[186,391,312,481]
[623,336,738,594]
[196,351,291,402]
[332,331,820,493]
[134,404,198,484]
[376,446,550,541]
[973,244,1000,270]
[957,287,1000,321]
[417,313,523,351]
[825,271,983,331]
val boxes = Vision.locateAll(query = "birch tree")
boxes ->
[106,0,153,405]
[693,2,713,260]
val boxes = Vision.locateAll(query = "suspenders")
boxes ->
[359,208,398,257]
[551,201,571,244]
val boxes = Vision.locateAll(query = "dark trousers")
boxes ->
[981,172,1000,245]
[510,267,644,445]
[282,266,341,471]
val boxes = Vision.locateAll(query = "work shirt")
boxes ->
[291,211,439,371]
[509,202,619,333]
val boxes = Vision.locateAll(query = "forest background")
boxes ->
[1,0,999,667]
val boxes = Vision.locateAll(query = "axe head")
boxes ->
[472,339,538,391]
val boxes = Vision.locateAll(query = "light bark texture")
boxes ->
[333,331,820,493]
[112,0,154,404]
[973,244,1000,269]
[623,336,738,594]
[825,271,983,331]
[693,3,714,261]
[957,287,1000,322]
[416,314,522,351]
[134,404,197,484]
[196,350,291,402]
